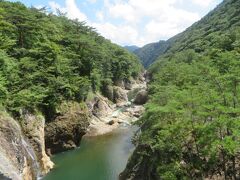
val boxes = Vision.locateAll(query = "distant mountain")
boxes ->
[133,40,171,68]
[124,45,139,52]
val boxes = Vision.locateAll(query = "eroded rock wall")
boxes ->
[45,102,90,154]
[21,113,54,175]
[0,112,37,180]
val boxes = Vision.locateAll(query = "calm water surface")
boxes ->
[44,126,137,180]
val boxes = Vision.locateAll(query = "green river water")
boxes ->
[44,126,137,180]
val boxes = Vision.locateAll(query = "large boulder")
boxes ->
[114,79,125,88]
[87,95,112,118]
[124,79,133,90]
[133,90,148,105]
[113,86,128,104]
[0,112,39,180]
[45,102,90,154]
[21,113,54,175]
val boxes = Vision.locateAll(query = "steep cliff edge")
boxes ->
[21,113,54,175]
[45,102,90,154]
[0,112,39,180]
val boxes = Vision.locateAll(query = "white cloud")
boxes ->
[108,3,138,23]
[65,0,87,21]
[92,22,139,45]
[102,0,200,45]
[48,0,221,46]
[192,0,215,7]
[49,0,87,21]
[49,1,67,14]
[34,5,45,9]
[96,11,104,21]
[87,0,97,4]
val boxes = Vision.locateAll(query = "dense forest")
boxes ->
[134,0,240,68]
[0,0,141,119]
[122,0,240,179]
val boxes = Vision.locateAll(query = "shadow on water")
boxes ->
[44,126,138,180]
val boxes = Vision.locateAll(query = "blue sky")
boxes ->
[9,0,222,46]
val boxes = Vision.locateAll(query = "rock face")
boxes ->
[21,113,54,175]
[86,76,147,136]
[114,79,125,88]
[124,79,134,90]
[0,112,38,180]
[45,102,90,154]
[113,86,128,104]
[133,90,148,105]
[87,95,113,118]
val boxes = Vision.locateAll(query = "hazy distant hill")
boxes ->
[124,45,139,52]
[133,40,171,68]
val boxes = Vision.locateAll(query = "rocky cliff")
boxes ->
[45,102,90,154]
[21,113,54,175]
[0,112,40,180]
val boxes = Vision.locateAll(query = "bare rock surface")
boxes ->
[21,113,54,175]
[86,76,147,137]
[0,112,38,180]
[45,102,90,154]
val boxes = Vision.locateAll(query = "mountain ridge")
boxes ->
[134,0,240,68]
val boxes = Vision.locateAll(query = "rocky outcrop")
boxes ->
[21,113,54,175]
[114,79,125,88]
[124,79,135,90]
[113,86,128,104]
[0,112,38,180]
[87,95,113,118]
[102,85,129,105]
[86,76,147,136]
[45,102,90,154]
[133,90,148,105]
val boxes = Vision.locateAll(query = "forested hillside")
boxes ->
[0,1,141,119]
[133,40,170,68]
[135,0,240,68]
[121,0,240,179]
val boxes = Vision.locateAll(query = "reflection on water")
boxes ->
[44,126,137,180]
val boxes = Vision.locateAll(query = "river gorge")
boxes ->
[0,74,147,180]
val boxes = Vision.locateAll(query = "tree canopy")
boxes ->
[0,0,142,119]
[122,0,240,179]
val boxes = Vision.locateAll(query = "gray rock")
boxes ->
[124,79,133,90]
[133,90,148,105]
[90,96,112,118]
[0,113,38,180]
[113,87,128,104]
[107,120,115,125]
[45,102,90,154]
[114,79,125,88]
[21,112,54,175]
